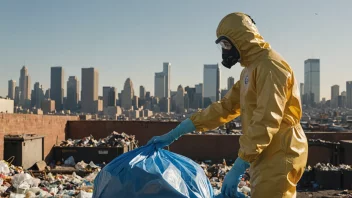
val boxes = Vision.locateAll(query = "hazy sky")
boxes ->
[1,0,351,100]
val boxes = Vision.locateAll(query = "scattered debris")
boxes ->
[0,159,101,197]
[35,161,47,172]
[197,160,251,197]
[59,131,138,148]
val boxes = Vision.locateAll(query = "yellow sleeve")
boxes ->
[239,62,290,163]
[190,80,241,132]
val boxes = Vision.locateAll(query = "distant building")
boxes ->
[42,99,55,114]
[131,110,140,119]
[338,95,346,108]
[19,66,31,105]
[51,67,64,111]
[14,86,20,106]
[140,86,146,100]
[203,64,220,106]
[121,78,134,110]
[0,98,14,113]
[81,68,99,114]
[347,81,352,108]
[195,83,203,108]
[104,106,122,120]
[45,89,51,99]
[304,59,320,105]
[300,83,304,103]
[331,85,339,108]
[185,86,196,109]
[143,109,153,117]
[67,76,79,111]
[8,80,16,100]
[176,85,185,114]
[133,96,139,109]
[146,92,151,100]
[31,82,44,109]
[227,77,234,90]
[154,72,165,99]
[154,63,171,113]
[221,89,228,99]
[103,87,116,108]
[93,100,103,114]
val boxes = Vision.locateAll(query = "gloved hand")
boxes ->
[221,157,250,198]
[147,118,196,149]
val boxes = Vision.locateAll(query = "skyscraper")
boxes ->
[121,78,134,110]
[185,86,196,109]
[346,81,352,108]
[304,59,320,105]
[227,77,234,90]
[31,82,44,109]
[153,62,171,113]
[67,76,79,111]
[331,85,339,108]
[203,64,220,106]
[19,66,31,105]
[51,67,64,111]
[8,80,16,100]
[139,86,146,100]
[45,89,51,99]
[103,86,116,107]
[163,62,171,98]
[14,86,20,106]
[176,85,185,113]
[340,91,347,108]
[195,83,203,108]
[81,68,99,114]
[154,72,165,98]
[300,83,304,103]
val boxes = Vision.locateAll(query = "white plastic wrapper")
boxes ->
[0,161,10,174]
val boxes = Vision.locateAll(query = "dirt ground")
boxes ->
[297,190,352,198]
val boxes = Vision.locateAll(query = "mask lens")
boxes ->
[219,40,232,50]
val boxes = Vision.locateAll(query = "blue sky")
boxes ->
[1,0,351,100]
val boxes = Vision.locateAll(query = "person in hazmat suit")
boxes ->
[147,12,308,198]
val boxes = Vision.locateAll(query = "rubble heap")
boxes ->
[197,160,251,197]
[59,131,138,148]
[314,163,352,171]
[0,160,100,197]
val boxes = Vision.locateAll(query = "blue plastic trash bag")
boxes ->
[93,144,214,198]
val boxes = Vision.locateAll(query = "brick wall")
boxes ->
[1,117,351,165]
[0,114,78,161]
[67,121,352,163]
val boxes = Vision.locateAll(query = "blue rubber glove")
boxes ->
[147,118,196,149]
[221,157,250,198]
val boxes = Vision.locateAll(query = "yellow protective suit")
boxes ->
[190,12,308,198]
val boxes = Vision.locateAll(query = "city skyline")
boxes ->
[1,1,352,100]
[4,61,352,104]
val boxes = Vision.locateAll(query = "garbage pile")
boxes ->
[197,160,251,196]
[314,163,352,171]
[308,139,340,145]
[59,131,138,148]
[0,159,101,197]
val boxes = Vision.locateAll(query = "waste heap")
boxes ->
[197,160,251,196]
[314,163,341,171]
[59,131,138,148]
[0,160,101,197]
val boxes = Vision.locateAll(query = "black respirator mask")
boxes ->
[215,36,240,69]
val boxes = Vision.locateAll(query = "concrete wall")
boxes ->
[67,121,352,164]
[0,114,78,161]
